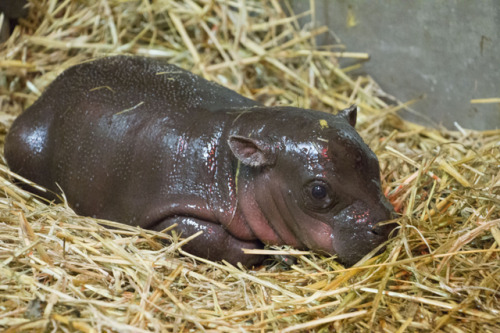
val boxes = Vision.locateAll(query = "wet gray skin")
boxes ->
[5,56,396,267]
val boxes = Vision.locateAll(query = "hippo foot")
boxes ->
[151,216,265,267]
[264,254,297,268]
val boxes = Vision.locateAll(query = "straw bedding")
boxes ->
[0,0,498,332]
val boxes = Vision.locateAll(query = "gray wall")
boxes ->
[292,1,500,130]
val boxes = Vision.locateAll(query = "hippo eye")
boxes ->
[311,185,327,199]
[304,180,336,211]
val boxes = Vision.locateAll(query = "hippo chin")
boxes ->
[4,56,395,267]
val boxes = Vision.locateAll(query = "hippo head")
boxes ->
[229,105,396,266]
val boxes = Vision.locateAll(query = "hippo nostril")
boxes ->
[370,222,394,238]
[371,221,399,240]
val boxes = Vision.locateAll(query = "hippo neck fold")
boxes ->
[225,107,310,248]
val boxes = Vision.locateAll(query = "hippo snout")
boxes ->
[332,200,397,266]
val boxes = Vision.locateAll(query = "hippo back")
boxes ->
[4,56,258,200]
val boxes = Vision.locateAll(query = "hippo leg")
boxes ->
[152,217,265,267]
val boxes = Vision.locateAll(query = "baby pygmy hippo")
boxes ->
[5,56,395,266]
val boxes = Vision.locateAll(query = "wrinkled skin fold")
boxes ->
[5,56,396,267]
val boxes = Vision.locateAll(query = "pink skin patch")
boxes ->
[318,146,330,178]
[320,146,329,159]
[306,221,335,254]
[253,218,284,245]
[204,132,223,196]
[353,209,370,224]
[227,174,236,201]
[206,137,218,174]
[176,135,187,156]
[237,180,302,248]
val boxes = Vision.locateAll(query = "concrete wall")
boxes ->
[291,1,500,130]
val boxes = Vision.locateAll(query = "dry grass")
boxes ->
[0,0,499,332]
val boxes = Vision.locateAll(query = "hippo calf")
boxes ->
[5,56,395,266]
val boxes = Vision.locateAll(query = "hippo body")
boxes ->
[5,56,394,266]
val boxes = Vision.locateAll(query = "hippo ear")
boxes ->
[228,135,276,167]
[338,105,358,127]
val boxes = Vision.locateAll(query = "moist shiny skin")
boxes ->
[5,56,396,267]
